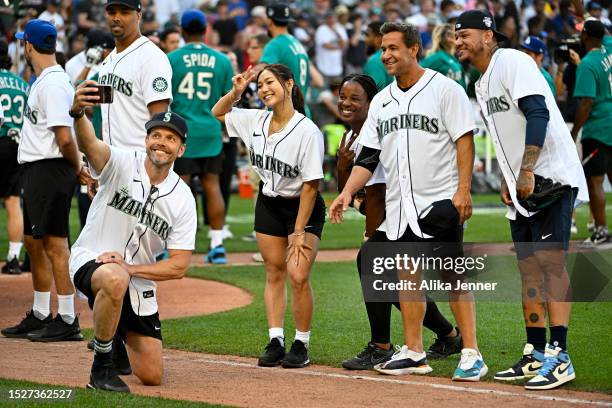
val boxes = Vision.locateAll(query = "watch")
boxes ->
[69,109,85,119]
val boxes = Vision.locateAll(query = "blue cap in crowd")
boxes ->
[15,19,57,51]
[521,35,547,54]
[181,9,207,32]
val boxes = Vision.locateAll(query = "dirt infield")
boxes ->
[1,251,611,407]
[1,339,611,407]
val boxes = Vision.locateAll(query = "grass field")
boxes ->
[1,192,610,256]
[0,378,227,407]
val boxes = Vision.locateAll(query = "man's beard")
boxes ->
[24,51,34,72]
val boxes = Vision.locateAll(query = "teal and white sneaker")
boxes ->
[452,348,488,381]
[525,344,575,390]
[494,343,544,381]
[206,245,227,264]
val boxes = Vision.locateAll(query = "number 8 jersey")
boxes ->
[168,43,234,158]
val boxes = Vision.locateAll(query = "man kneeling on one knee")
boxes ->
[69,80,197,393]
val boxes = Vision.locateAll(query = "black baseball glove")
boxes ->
[518,175,572,212]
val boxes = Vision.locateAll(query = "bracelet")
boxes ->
[292,230,306,237]
[69,109,85,119]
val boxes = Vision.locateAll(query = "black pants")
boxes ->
[202,139,237,225]
[356,229,456,345]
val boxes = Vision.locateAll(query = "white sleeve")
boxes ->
[225,108,262,143]
[91,146,132,185]
[141,49,173,106]
[357,97,382,150]
[299,129,324,182]
[501,51,547,102]
[440,80,476,142]
[45,84,74,129]
[167,192,197,250]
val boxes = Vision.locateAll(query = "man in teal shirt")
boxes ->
[259,2,311,116]
[520,35,556,96]
[0,39,28,274]
[168,9,234,264]
[571,20,612,246]
[363,21,393,91]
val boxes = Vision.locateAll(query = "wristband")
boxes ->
[69,109,85,119]
[292,230,306,237]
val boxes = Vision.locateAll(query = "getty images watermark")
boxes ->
[360,242,612,302]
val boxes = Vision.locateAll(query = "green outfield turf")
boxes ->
[1,193,610,257]
[0,378,229,407]
[145,260,612,394]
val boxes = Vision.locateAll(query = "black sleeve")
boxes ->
[355,146,381,174]
[517,94,549,148]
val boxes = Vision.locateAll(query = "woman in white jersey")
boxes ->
[213,63,325,369]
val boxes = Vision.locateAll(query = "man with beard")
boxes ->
[69,84,196,392]
[455,10,587,390]
[363,21,393,91]
[1,20,86,342]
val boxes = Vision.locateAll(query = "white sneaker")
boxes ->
[524,344,575,390]
[570,220,578,235]
[374,345,432,376]
[494,343,543,381]
[452,348,488,381]
[252,252,264,262]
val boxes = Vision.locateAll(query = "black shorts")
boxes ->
[254,190,326,239]
[22,159,75,238]
[73,260,162,341]
[174,153,223,176]
[510,188,576,259]
[0,137,22,198]
[367,223,464,258]
[582,138,612,177]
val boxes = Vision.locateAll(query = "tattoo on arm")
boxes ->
[520,145,541,171]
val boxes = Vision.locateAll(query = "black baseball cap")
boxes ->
[455,10,508,43]
[145,112,188,141]
[266,2,294,24]
[582,19,606,39]
[86,29,115,49]
[106,0,142,12]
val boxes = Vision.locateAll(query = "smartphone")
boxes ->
[91,85,114,104]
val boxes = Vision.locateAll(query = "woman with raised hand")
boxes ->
[212,63,325,369]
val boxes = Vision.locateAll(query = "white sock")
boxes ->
[210,229,223,248]
[33,291,50,320]
[295,330,311,347]
[406,348,426,361]
[269,327,284,346]
[57,294,75,324]
[7,241,23,261]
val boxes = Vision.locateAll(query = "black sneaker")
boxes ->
[1,256,22,275]
[342,342,395,370]
[87,339,95,351]
[112,334,132,375]
[1,310,52,338]
[282,340,310,368]
[258,338,285,367]
[20,254,30,273]
[27,314,84,342]
[426,327,463,360]
[87,359,130,393]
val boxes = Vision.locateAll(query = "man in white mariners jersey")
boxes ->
[455,10,588,390]
[330,22,486,381]
[69,81,196,393]
[98,0,172,152]
[1,20,87,343]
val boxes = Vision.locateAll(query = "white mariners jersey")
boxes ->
[98,36,173,152]
[341,130,386,187]
[225,108,324,198]
[475,49,588,219]
[18,65,74,164]
[70,147,197,316]
[360,70,475,240]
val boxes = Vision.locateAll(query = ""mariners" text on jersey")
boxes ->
[108,190,171,240]
[485,95,511,115]
[98,73,133,96]
[376,114,439,139]
[249,149,300,178]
